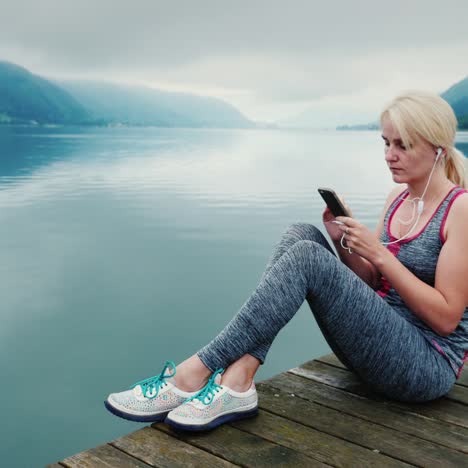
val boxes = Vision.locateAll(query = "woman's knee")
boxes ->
[284,240,337,281]
[287,222,320,237]
[285,223,330,247]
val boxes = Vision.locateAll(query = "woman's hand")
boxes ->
[322,196,353,242]
[334,216,386,264]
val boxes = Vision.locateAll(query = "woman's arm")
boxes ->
[373,193,468,336]
[333,188,468,336]
[324,186,404,289]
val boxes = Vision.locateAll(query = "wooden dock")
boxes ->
[50,353,468,467]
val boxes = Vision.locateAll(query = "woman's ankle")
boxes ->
[221,354,260,392]
[175,355,212,392]
[221,373,253,392]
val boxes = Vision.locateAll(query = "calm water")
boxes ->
[1,126,467,467]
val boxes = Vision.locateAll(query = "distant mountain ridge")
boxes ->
[0,60,253,128]
[3,59,466,131]
[58,80,253,128]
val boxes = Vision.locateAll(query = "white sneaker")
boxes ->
[165,369,258,431]
[104,361,197,422]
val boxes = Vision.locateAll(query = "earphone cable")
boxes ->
[382,150,441,246]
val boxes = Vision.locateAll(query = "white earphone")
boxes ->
[382,146,445,245]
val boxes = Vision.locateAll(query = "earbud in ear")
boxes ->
[435,147,443,161]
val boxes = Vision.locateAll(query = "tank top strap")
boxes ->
[438,186,468,243]
[384,188,408,224]
[444,185,467,203]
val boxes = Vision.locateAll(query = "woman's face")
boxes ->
[381,117,438,185]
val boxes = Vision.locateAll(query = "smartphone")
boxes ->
[317,187,351,217]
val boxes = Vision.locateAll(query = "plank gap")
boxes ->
[108,441,162,468]
[228,421,337,468]
[112,426,240,468]
[247,406,417,467]
[151,425,243,467]
[154,423,322,467]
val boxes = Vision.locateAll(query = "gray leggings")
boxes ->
[197,223,456,402]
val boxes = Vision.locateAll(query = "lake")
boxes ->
[1,126,467,467]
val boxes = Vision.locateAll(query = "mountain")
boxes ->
[0,61,89,124]
[441,76,468,129]
[0,60,253,128]
[58,80,254,128]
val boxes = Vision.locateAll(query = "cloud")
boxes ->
[1,0,467,122]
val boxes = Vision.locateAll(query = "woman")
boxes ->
[105,91,468,431]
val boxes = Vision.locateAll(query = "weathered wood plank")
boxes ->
[255,383,467,467]
[316,353,351,369]
[292,360,366,394]
[444,384,468,405]
[317,353,468,390]
[111,426,237,468]
[264,371,468,454]
[156,422,327,467]
[55,352,468,467]
[291,359,468,428]
[231,407,411,467]
[61,443,150,468]
[458,371,468,388]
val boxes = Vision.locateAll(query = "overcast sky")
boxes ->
[1,0,467,126]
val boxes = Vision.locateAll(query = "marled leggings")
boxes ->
[197,223,456,402]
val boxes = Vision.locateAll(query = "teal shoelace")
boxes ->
[131,360,176,399]
[187,368,225,405]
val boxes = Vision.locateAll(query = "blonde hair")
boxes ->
[380,91,467,189]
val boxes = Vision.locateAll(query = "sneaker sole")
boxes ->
[104,400,169,423]
[165,407,258,432]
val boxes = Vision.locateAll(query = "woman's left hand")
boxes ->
[335,216,385,264]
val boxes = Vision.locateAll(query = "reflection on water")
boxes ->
[0,126,466,467]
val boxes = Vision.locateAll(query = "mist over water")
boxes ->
[1,126,466,467]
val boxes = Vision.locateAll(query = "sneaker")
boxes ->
[165,369,258,431]
[104,361,197,422]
